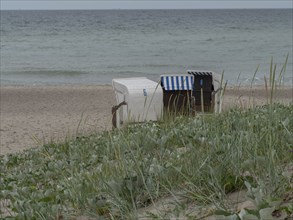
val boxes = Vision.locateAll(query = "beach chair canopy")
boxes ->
[186,70,213,91]
[186,70,213,76]
[161,74,194,91]
[112,77,159,94]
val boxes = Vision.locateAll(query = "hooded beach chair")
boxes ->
[112,77,163,128]
[187,70,222,113]
[160,74,195,114]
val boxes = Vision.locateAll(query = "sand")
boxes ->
[0,85,292,155]
[0,85,116,155]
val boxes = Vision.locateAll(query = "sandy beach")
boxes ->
[0,85,116,155]
[0,85,292,155]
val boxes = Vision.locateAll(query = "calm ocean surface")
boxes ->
[1,9,292,85]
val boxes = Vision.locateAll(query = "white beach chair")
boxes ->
[112,77,163,128]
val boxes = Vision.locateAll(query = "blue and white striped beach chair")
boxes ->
[160,74,194,113]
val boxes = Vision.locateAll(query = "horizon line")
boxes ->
[1,8,292,11]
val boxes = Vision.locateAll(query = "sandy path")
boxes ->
[0,85,292,155]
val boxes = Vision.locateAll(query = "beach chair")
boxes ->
[112,77,163,128]
[186,70,222,113]
[160,74,194,114]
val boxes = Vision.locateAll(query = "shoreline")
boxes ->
[1,81,292,87]
[0,85,292,155]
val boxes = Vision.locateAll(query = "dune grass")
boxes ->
[1,103,292,219]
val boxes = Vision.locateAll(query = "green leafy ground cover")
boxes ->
[1,104,293,219]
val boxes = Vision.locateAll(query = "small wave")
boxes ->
[229,26,241,30]
[115,70,146,75]
[242,77,266,85]
[142,64,184,68]
[13,70,88,76]
[229,26,255,31]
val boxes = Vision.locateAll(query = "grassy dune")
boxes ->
[1,103,292,219]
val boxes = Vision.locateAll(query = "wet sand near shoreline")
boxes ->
[0,85,292,155]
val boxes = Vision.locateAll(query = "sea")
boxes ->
[1,9,292,85]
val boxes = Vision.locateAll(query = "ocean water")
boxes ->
[1,9,292,85]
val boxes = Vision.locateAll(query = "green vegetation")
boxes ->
[1,103,292,219]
